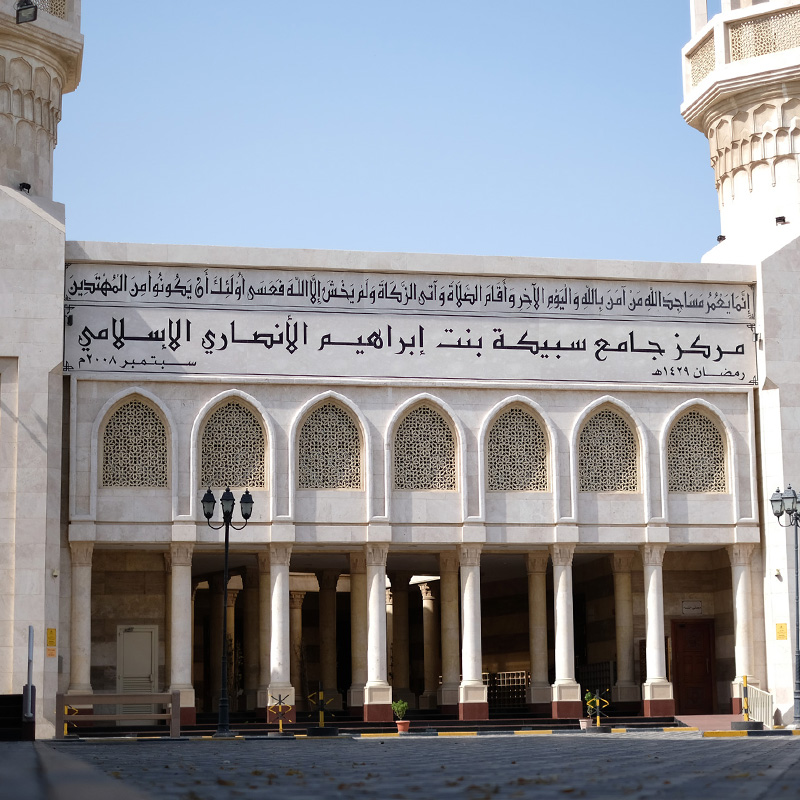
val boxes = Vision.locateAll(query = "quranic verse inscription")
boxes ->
[63,265,757,386]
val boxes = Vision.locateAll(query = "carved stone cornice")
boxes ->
[728,543,756,567]
[550,544,575,568]
[365,543,389,567]
[70,541,93,567]
[170,543,193,568]
[458,544,482,568]
[526,551,549,574]
[640,544,667,567]
[269,543,292,567]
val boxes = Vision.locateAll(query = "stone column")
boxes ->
[268,544,295,722]
[418,582,440,709]
[526,551,551,708]
[438,551,460,710]
[550,544,582,717]
[459,545,488,720]
[641,544,674,716]
[209,575,224,711]
[68,542,93,693]
[256,552,271,711]
[390,572,415,706]
[169,543,196,723]
[164,552,172,695]
[289,591,306,711]
[347,551,368,709]
[690,0,708,37]
[611,552,640,704]
[385,588,393,683]
[317,570,342,709]
[243,565,260,711]
[364,543,392,721]
[730,543,757,713]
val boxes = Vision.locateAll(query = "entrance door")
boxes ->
[671,619,715,715]
[116,625,158,725]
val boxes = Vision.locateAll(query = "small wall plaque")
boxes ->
[777,623,788,641]
[681,600,703,616]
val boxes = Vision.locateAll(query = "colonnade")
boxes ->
[67,541,759,722]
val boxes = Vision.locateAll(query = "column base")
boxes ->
[551,681,582,719]
[459,702,489,721]
[180,706,196,725]
[418,691,438,710]
[347,685,365,709]
[438,684,459,710]
[267,685,296,723]
[363,683,392,721]
[612,683,641,704]
[643,680,674,717]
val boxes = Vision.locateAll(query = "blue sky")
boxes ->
[55,1,720,264]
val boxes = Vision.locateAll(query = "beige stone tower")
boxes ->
[682,0,800,263]
[0,0,82,738]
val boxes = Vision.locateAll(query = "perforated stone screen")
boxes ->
[667,410,726,493]
[298,402,362,489]
[39,0,66,19]
[578,408,638,492]
[487,407,548,491]
[689,33,716,87]
[102,399,168,487]
[730,9,800,62]
[200,401,266,488]
[394,405,456,490]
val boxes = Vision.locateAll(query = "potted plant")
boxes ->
[392,699,410,733]
[580,690,594,730]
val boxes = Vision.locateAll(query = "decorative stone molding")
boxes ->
[611,552,636,574]
[69,541,93,567]
[728,543,756,567]
[458,544,482,568]
[641,544,667,567]
[269,544,292,567]
[526,551,550,574]
[365,543,389,567]
[550,544,575,567]
[170,543,193,568]
[289,591,306,610]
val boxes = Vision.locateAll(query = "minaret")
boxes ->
[0,0,82,738]
[0,0,82,197]
[682,0,800,262]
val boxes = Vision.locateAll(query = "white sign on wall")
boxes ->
[63,265,757,386]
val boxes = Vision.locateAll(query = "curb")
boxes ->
[703,729,800,738]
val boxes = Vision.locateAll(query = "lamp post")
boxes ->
[203,486,253,738]
[770,484,800,727]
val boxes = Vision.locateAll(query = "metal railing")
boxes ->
[739,683,774,729]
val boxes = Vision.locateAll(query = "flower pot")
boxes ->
[579,718,590,731]
[396,720,410,733]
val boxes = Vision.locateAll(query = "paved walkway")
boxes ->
[676,714,742,732]
[5,731,800,799]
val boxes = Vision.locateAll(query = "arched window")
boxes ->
[394,405,456,490]
[200,400,266,488]
[487,407,548,491]
[298,402,362,489]
[578,408,638,492]
[102,398,168,487]
[667,409,726,493]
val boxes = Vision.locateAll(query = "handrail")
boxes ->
[55,691,181,739]
[737,682,774,729]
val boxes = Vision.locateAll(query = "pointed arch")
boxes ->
[89,387,177,518]
[291,392,367,491]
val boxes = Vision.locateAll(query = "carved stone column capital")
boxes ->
[458,544,482,568]
[439,551,459,574]
[269,543,292,567]
[729,543,756,567]
[389,571,413,591]
[385,588,393,606]
[257,550,270,574]
[419,582,436,601]
[289,591,306,610]
[365,543,389,567]
[317,570,340,591]
[611,551,636,574]
[70,541,94,567]
[640,544,667,567]
[550,544,575,567]
[226,589,239,608]
[526,550,549,574]
[170,543,193,568]
[350,552,366,574]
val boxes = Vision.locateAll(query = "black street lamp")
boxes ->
[203,486,253,738]
[771,484,800,727]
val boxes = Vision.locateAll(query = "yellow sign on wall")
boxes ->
[777,623,788,641]
[46,627,56,657]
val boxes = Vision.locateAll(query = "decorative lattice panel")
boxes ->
[487,407,548,491]
[200,401,266,488]
[578,409,638,492]
[730,9,800,62]
[394,405,456,490]
[298,402,362,489]
[667,410,726,493]
[102,399,168,487]
[690,33,716,86]
[39,0,67,19]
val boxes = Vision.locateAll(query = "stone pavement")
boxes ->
[7,731,800,799]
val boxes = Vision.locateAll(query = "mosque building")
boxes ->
[2,0,800,736]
